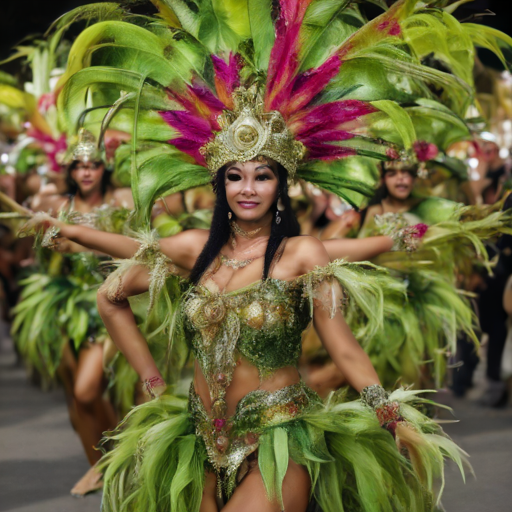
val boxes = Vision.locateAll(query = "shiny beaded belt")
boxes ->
[188,381,319,497]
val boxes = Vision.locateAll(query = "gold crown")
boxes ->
[384,150,417,171]
[70,128,101,163]
[384,152,430,179]
[202,86,305,178]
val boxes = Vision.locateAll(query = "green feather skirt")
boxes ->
[99,384,466,512]
[11,253,107,382]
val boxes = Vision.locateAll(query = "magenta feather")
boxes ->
[168,137,208,166]
[306,143,357,160]
[160,79,226,164]
[299,129,354,145]
[166,82,225,130]
[160,110,213,164]
[160,111,213,142]
[298,128,356,160]
[212,53,241,108]
[288,100,377,137]
[265,0,314,111]
[281,55,341,116]
[28,129,67,172]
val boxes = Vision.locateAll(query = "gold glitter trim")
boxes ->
[70,128,101,163]
[201,86,305,178]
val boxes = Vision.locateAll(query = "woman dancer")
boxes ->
[34,0,512,507]
[35,152,467,512]
[31,89,471,510]
[14,131,132,496]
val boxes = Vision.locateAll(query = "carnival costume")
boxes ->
[10,128,133,385]
[357,193,512,388]
[48,0,512,510]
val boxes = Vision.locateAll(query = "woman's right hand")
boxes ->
[18,212,60,238]
[19,213,72,251]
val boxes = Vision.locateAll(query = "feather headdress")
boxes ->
[53,0,512,224]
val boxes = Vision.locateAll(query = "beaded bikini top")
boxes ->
[183,276,311,402]
[181,237,342,406]
[181,268,327,496]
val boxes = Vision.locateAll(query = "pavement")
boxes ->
[0,319,511,512]
[436,365,512,512]
[0,322,101,512]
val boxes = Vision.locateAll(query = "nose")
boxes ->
[241,178,256,196]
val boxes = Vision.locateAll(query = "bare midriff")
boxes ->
[193,359,300,417]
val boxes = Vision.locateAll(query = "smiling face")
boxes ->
[224,159,279,223]
[383,167,416,201]
[70,161,105,196]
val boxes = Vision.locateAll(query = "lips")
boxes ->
[238,201,259,209]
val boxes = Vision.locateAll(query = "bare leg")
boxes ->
[71,342,117,496]
[57,341,79,431]
[222,459,311,512]
[200,472,219,512]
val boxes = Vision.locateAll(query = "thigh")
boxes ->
[200,471,218,512]
[74,343,105,402]
[223,459,311,512]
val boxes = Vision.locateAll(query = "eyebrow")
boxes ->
[255,165,272,172]
[226,165,273,172]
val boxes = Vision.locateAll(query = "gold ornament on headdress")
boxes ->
[383,149,430,179]
[202,86,305,178]
[70,128,101,163]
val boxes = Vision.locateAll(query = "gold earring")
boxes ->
[228,211,232,220]
[277,197,285,211]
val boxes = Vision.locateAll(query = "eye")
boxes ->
[226,173,241,181]
[255,173,272,181]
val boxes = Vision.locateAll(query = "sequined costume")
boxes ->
[98,242,468,512]
[357,197,511,388]
[49,0,512,509]
[11,202,130,381]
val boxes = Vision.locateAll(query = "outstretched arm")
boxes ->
[61,223,140,258]
[323,236,393,262]
[25,216,141,259]
[26,214,208,268]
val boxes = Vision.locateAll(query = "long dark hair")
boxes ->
[189,162,300,284]
[65,160,111,197]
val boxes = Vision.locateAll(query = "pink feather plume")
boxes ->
[159,110,213,165]
[288,100,377,138]
[212,53,241,109]
[265,0,314,112]
[160,78,228,164]
[28,129,67,172]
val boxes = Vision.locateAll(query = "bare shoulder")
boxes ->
[30,193,68,213]
[359,204,380,233]
[111,187,134,209]
[285,235,330,274]
[160,229,209,269]
[365,204,381,219]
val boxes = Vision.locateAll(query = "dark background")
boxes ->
[0,0,511,72]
